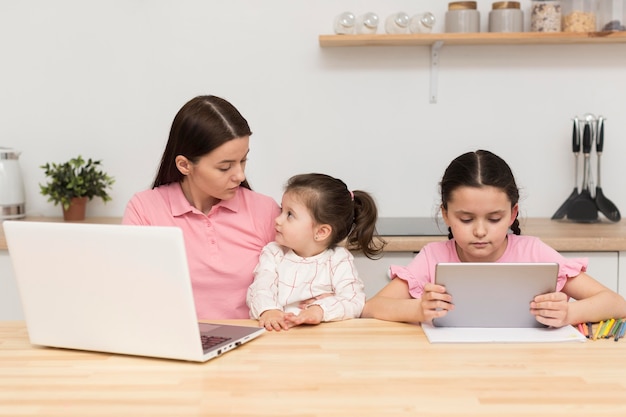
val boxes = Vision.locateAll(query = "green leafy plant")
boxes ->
[39,155,115,210]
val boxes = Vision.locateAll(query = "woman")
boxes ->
[123,95,280,319]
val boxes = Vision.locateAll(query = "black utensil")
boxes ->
[567,122,598,223]
[551,118,581,220]
[594,116,621,222]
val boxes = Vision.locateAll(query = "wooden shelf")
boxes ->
[319,31,626,103]
[319,31,626,47]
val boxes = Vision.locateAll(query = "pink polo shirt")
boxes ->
[122,183,280,319]
[390,234,588,299]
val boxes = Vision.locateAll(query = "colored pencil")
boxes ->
[609,319,622,338]
[614,321,625,342]
[603,319,615,338]
[593,320,604,340]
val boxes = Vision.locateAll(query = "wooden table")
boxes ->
[1,319,626,416]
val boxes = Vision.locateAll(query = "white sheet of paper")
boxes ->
[421,323,587,344]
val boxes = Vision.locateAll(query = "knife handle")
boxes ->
[597,118,604,153]
[572,118,580,153]
[582,123,592,154]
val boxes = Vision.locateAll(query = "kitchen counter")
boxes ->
[2,217,626,252]
[383,218,626,252]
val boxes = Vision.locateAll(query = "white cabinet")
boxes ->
[354,251,620,300]
[562,252,618,293]
[0,252,23,320]
[354,252,415,299]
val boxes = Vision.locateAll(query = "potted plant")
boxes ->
[39,155,115,221]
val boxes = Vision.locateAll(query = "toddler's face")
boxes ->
[274,192,318,258]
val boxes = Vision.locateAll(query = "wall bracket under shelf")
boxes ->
[429,41,444,104]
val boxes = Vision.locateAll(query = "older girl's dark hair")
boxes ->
[285,173,386,259]
[152,95,252,189]
[440,150,521,239]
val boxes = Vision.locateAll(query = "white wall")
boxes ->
[2,0,625,220]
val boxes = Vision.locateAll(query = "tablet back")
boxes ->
[433,262,559,328]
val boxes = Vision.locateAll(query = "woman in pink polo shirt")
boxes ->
[122,95,280,319]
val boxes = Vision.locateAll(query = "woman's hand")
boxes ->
[258,309,290,331]
[530,291,569,327]
[420,283,454,324]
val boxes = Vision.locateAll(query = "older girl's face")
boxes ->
[177,136,249,209]
[441,185,518,263]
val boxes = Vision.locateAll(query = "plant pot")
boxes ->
[63,197,88,221]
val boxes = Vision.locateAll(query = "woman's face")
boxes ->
[441,185,518,262]
[177,136,249,205]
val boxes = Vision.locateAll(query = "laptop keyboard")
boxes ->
[201,334,232,351]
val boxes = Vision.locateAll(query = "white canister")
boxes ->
[0,148,26,219]
[445,1,481,33]
[489,1,524,32]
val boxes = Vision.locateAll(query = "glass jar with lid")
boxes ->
[385,12,411,34]
[333,12,356,35]
[489,1,524,32]
[445,1,480,32]
[531,1,562,32]
[561,0,596,32]
[409,12,436,33]
[356,12,380,34]
[597,0,626,31]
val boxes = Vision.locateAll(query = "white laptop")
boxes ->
[433,262,559,328]
[3,220,264,362]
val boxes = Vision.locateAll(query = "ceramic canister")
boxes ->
[445,1,480,32]
[489,1,524,32]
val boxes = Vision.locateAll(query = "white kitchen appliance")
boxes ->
[0,147,26,219]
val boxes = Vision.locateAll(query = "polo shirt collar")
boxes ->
[167,182,241,216]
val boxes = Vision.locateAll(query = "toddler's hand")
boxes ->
[259,309,290,331]
[284,305,324,327]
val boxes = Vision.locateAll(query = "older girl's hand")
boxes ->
[530,291,569,327]
[420,283,454,324]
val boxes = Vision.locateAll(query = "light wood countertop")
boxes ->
[383,217,626,252]
[1,318,625,416]
[2,217,626,252]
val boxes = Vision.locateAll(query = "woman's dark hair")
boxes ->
[439,150,521,239]
[152,95,252,189]
[285,173,386,259]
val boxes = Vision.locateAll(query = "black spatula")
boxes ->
[567,122,598,223]
[594,116,621,222]
[552,118,581,220]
